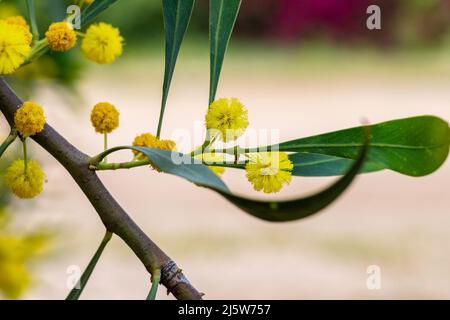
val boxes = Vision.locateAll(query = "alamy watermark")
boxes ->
[366,265,382,290]
[366,5,382,30]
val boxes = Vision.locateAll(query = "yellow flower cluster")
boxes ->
[203,98,294,193]
[0,10,124,75]
[81,23,123,64]
[245,152,293,193]
[90,102,120,134]
[5,159,45,199]
[14,101,46,137]
[0,20,31,75]
[205,98,249,142]
[45,22,77,52]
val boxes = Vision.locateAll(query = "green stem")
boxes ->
[146,270,161,300]
[103,133,108,163]
[95,158,246,171]
[26,0,39,45]
[24,39,49,65]
[66,230,113,300]
[22,138,28,174]
[95,159,151,170]
[0,129,18,159]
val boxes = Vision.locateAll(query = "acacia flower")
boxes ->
[14,101,46,137]
[0,21,31,75]
[132,133,176,160]
[2,16,32,44]
[245,152,293,193]
[205,98,249,142]
[5,159,45,199]
[81,22,123,64]
[90,102,120,134]
[194,153,225,176]
[45,22,77,52]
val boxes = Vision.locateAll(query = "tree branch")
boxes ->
[0,78,202,300]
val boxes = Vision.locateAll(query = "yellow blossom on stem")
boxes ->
[2,16,32,45]
[5,159,45,199]
[132,133,176,160]
[45,22,77,52]
[81,22,123,64]
[205,98,249,142]
[90,102,120,134]
[14,101,46,137]
[0,21,31,75]
[245,152,293,193]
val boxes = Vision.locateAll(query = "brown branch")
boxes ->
[0,78,202,300]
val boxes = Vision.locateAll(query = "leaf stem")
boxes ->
[103,133,108,163]
[26,0,40,45]
[94,157,246,171]
[146,270,161,300]
[66,230,113,300]
[22,138,28,174]
[0,129,18,159]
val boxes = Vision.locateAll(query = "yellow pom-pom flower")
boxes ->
[14,101,46,137]
[85,0,95,4]
[45,22,77,52]
[3,16,32,45]
[194,153,225,176]
[81,22,123,64]
[132,133,176,160]
[5,159,45,199]
[205,98,249,142]
[245,152,293,193]
[0,21,31,75]
[90,102,120,134]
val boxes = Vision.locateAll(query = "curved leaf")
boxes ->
[95,130,368,222]
[220,140,367,222]
[81,0,119,27]
[157,0,196,137]
[209,0,241,103]
[271,116,450,177]
[289,153,384,177]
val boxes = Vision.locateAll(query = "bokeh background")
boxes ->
[1,0,450,299]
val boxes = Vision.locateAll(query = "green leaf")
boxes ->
[209,0,241,104]
[289,153,384,177]
[273,116,450,177]
[157,0,195,137]
[66,231,112,300]
[95,130,368,223]
[81,0,119,27]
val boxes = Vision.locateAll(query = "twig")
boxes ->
[0,78,202,300]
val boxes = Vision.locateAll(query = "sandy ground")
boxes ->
[2,49,450,299]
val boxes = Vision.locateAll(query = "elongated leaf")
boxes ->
[66,231,112,300]
[270,116,449,177]
[220,140,368,222]
[96,131,368,222]
[209,0,241,103]
[81,0,119,27]
[289,153,384,177]
[157,0,195,137]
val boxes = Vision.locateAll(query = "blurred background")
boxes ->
[0,0,450,299]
